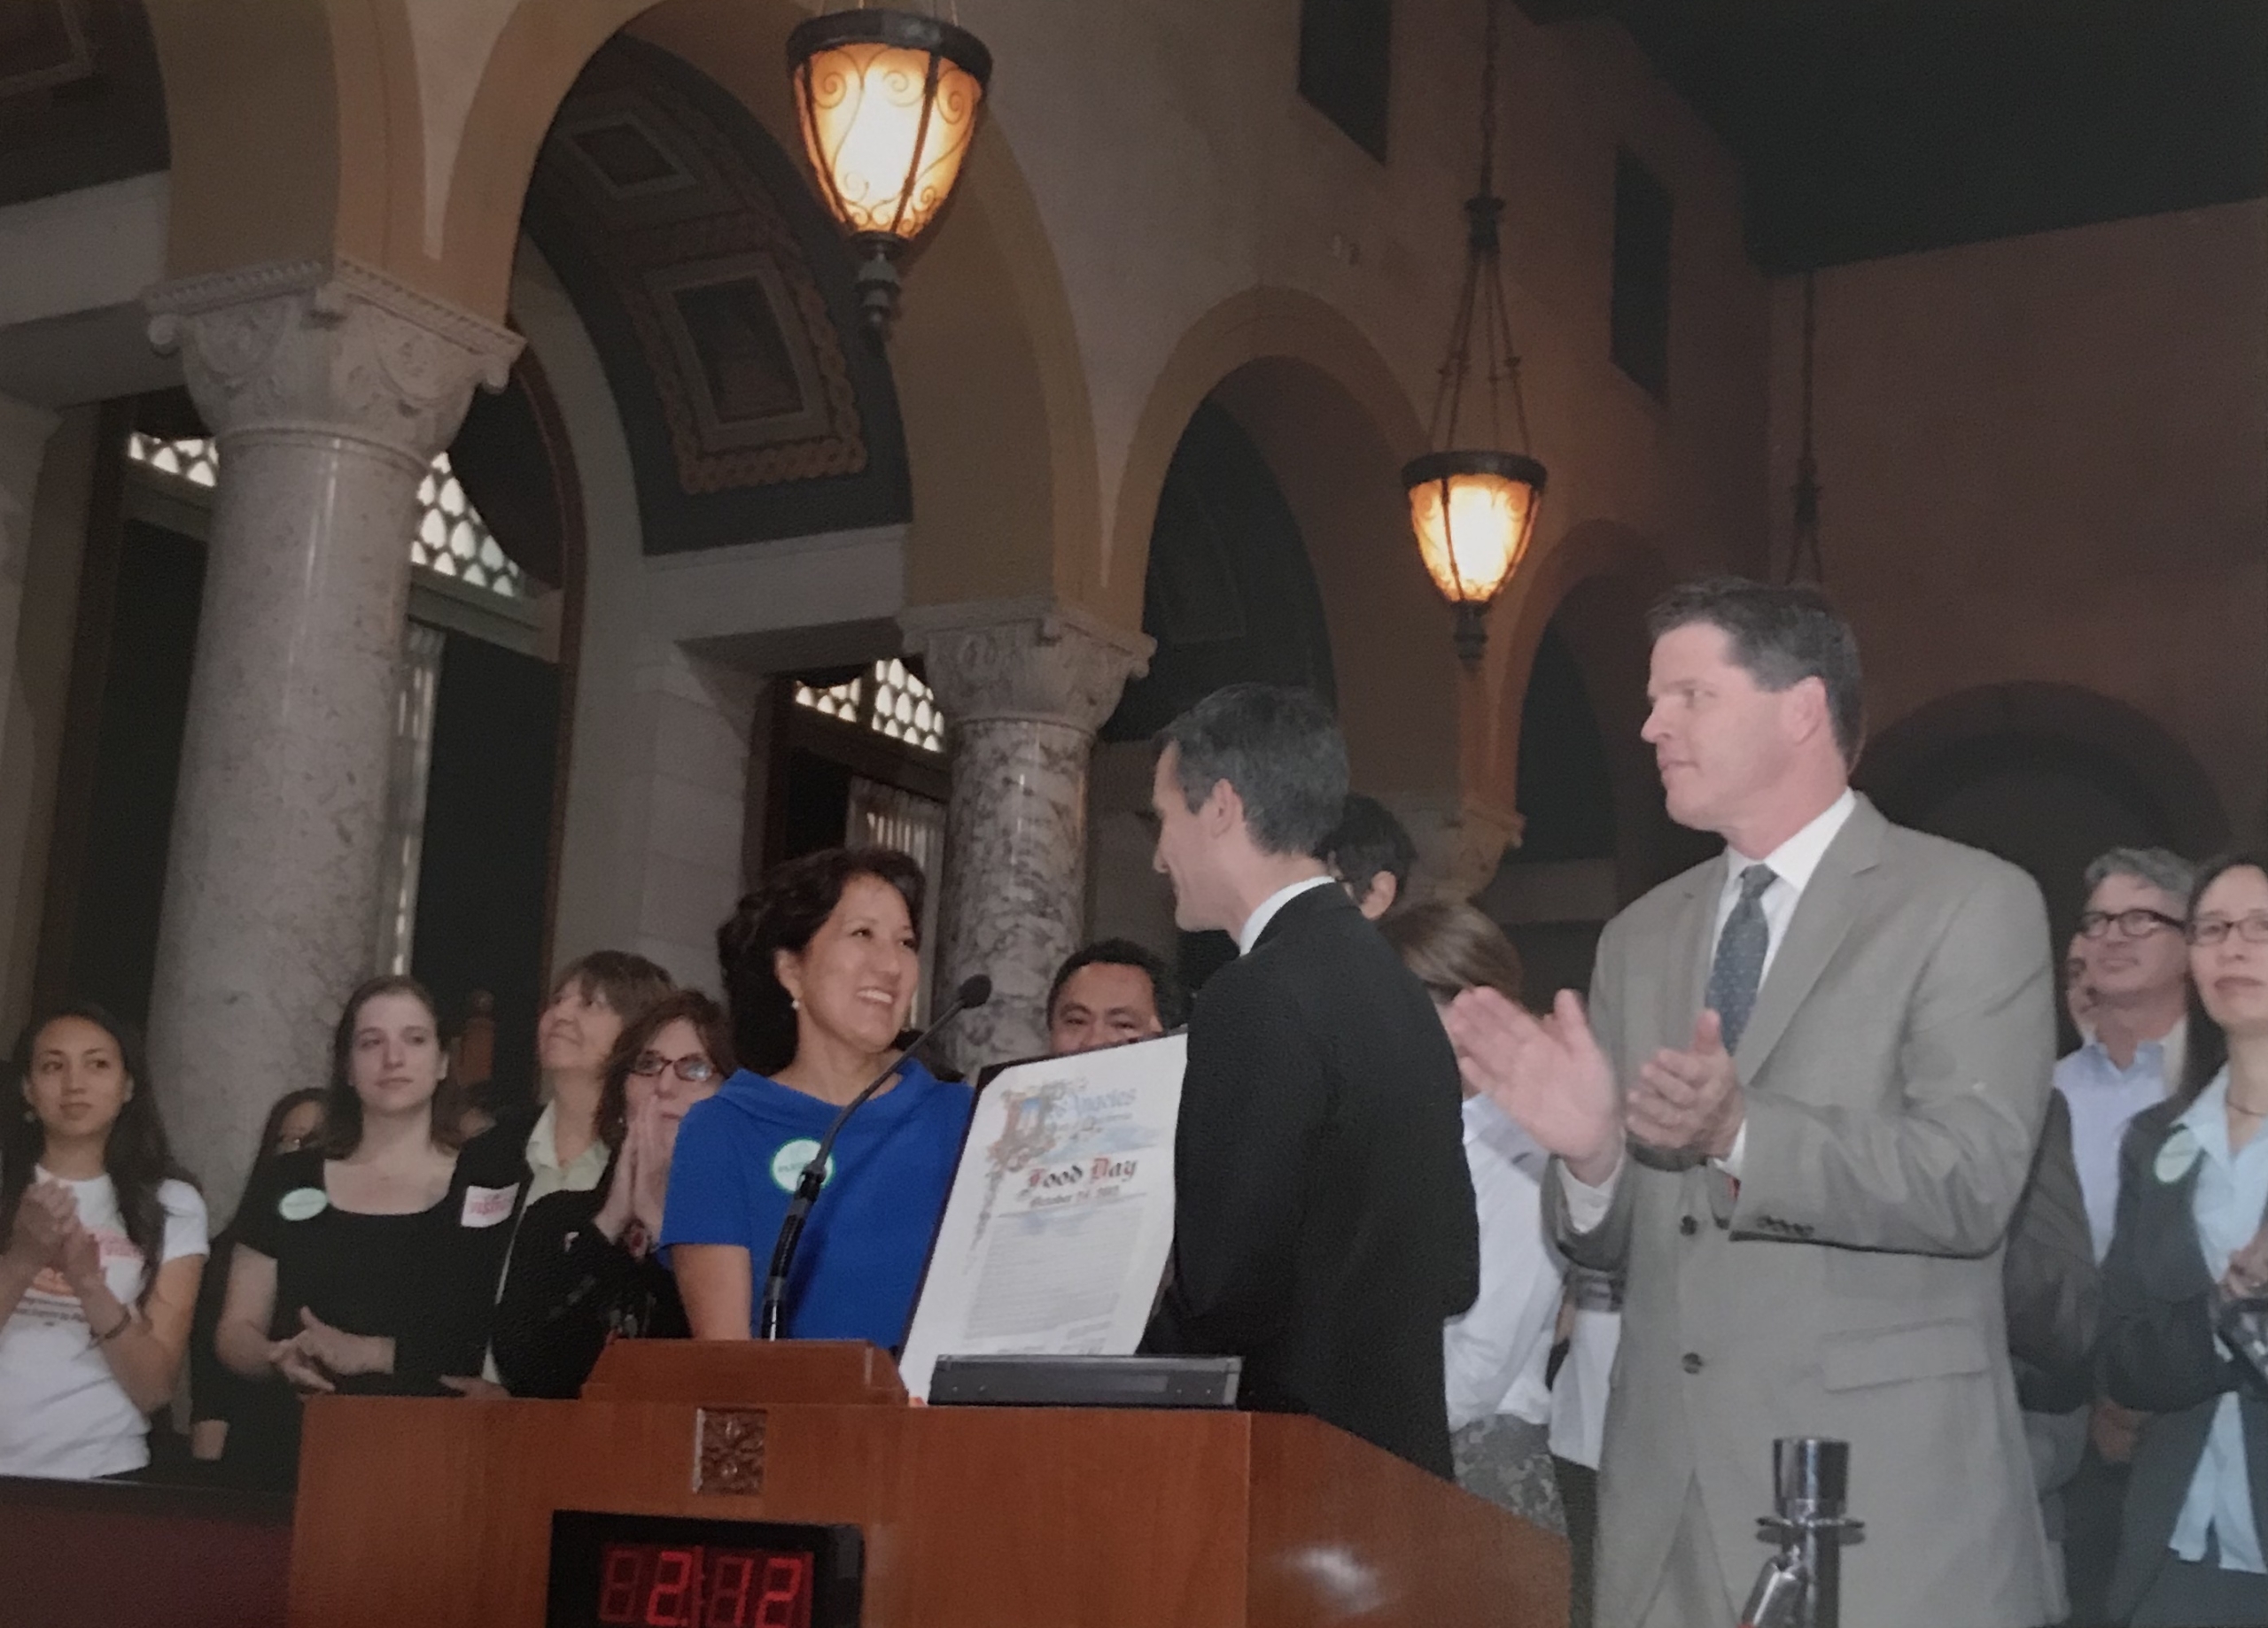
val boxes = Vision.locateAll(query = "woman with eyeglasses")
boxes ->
[487,991,731,1397]
[2098,853,2268,1624]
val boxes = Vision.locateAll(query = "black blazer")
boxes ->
[1143,884,1480,1477]
[487,1155,689,1399]
[2098,1098,2268,1619]
[2004,1089,2099,1414]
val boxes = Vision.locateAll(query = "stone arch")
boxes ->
[147,0,1103,627]
[1115,290,1450,798]
[1487,520,1698,899]
[581,0,1102,620]
[1856,680,2231,946]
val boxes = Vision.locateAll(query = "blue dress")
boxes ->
[661,1059,972,1345]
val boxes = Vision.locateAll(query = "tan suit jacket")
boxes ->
[1551,795,2061,1628]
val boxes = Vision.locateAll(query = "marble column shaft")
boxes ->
[905,601,1151,1069]
[144,259,519,1218]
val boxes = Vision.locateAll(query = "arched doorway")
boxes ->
[1858,681,2230,1027]
[1096,395,1338,988]
[1477,524,1702,1000]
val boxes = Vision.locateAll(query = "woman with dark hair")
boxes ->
[488,990,731,1396]
[1381,903,1568,1539]
[187,1089,323,1479]
[2099,852,2268,1624]
[213,976,491,1488]
[0,1004,206,1479]
[452,950,674,1387]
[665,847,972,1344]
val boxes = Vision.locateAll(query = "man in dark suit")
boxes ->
[1139,683,1479,1477]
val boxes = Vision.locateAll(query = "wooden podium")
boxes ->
[287,1342,1568,1627]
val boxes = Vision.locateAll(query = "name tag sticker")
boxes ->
[277,1187,328,1222]
[771,1139,835,1194]
[461,1183,520,1229]
[2156,1126,2202,1185]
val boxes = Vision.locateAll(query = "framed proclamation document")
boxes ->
[897,1033,1188,1400]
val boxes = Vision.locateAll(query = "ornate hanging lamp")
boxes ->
[1403,0,1547,669]
[787,5,994,337]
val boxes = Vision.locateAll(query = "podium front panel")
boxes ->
[287,1396,1565,1628]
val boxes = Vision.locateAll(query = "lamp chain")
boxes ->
[1788,270,1826,584]
[1425,1,1530,461]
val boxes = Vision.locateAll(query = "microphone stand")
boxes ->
[758,973,991,1339]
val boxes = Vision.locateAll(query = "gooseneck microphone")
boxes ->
[758,973,993,1339]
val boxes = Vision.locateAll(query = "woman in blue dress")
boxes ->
[664,847,970,1345]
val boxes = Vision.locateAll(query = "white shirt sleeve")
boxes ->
[1444,1136,1565,1431]
[1711,1120,1749,1181]
[1557,1153,1623,1233]
[158,1180,211,1262]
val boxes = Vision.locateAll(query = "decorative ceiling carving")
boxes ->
[525,38,909,553]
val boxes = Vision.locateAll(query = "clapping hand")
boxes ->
[1443,987,1623,1186]
[54,1213,103,1296]
[5,1180,77,1271]
[2223,1225,2268,1302]
[1627,1011,1745,1161]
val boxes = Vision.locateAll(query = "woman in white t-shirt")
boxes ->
[0,1004,208,1479]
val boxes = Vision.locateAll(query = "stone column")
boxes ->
[144,259,519,1216]
[903,599,1151,1068]
[0,394,59,672]
[0,396,61,1014]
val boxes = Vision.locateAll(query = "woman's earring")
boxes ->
[790,997,801,1011]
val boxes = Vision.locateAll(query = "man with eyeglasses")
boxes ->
[2053,846,2195,1628]
[2060,849,2196,1262]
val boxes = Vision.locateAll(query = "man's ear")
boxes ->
[1784,676,1832,748]
[1359,872,1399,921]
[1201,777,1244,838]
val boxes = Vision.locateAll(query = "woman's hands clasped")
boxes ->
[594,1093,681,1258]
[267,1306,394,1395]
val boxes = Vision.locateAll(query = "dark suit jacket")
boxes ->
[1143,883,1480,1477]
[2006,1089,2100,1414]
[2099,1098,2268,1620]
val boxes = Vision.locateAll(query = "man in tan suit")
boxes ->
[1447,579,2060,1628]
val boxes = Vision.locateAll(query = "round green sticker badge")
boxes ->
[771,1138,836,1194]
[277,1186,329,1222]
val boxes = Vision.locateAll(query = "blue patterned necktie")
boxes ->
[1708,864,1778,1052]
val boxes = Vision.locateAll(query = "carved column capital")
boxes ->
[1397,793,1526,903]
[146,256,522,462]
[900,597,1153,735]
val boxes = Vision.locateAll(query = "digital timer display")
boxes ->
[593,1542,809,1627]
[548,1513,862,1628]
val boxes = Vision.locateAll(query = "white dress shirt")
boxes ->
[1549,1304,1622,1469]
[2054,1018,2185,1262]
[1236,874,1337,955]
[1564,788,1859,1226]
[1443,1095,1565,1430]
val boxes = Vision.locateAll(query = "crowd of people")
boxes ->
[1,574,2264,1628]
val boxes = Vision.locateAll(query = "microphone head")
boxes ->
[956,973,994,1010]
